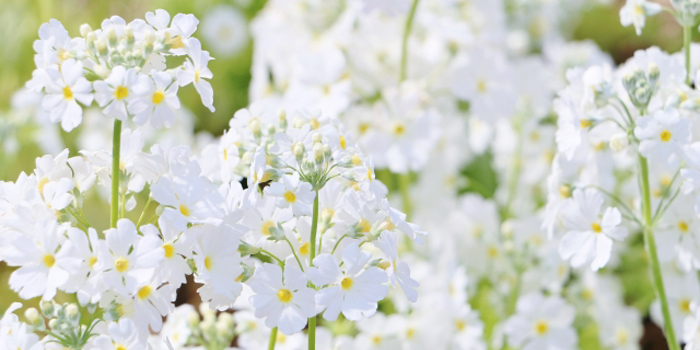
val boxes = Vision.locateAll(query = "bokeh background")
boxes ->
[0,0,689,348]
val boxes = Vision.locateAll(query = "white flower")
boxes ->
[41,59,93,131]
[635,108,691,164]
[264,173,316,217]
[375,230,419,302]
[558,188,628,270]
[101,219,164,296]
[201,5,248,57]
[191,224,243,310]
[94,66,148,120]
[620,0,662,35]
[309,241,388,321]
[92,319,148,350]
[178,38,215,112]
[248,264,317,335]
[503,293,578,350]
[4,214,80,300]
[129,72,180,128]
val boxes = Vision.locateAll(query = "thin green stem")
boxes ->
[308,192,319,350]
[136,196,153,228]
[111,119,122,228]
[639,155,681,350]
[267,327,278,350]
[283,238,305,272]
[685,24,692,86]
[399,0,421,82]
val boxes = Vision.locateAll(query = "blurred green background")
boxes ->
[0,0,689,348]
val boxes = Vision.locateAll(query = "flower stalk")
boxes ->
[111,119,122,228]
[307,192,320,350]
[638,155,680,350]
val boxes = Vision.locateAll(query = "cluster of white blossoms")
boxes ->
[8,0,700,349]
[27,8,215,132]
[543,1,700,349]
[0,7,424,349]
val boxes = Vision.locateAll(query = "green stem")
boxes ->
[136,196,153,228]
[267,327,278,350]
[685,24,692,86]
[308,192,319,350]
[399,0,420,82]
[639,155,681,350]
[111,119,122,228]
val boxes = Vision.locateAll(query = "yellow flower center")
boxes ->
[534,320,549,335]
[63,86,73,100]
[339,136,347,149]
[591,222,602,233]
[406,328,416,339]
[358,219,371,233]
[194,69,200,83]
[660,130,672,142]
[152,90,165,104]
[284,191,296,203]
[393,123,406,136]
[372,336,382,345]
[163,243,174,259]
[341,277,354,290]
[88,256,98,267]
[679,221,689,232]
[680,299,691,313]
[137,285,152,300]
[351,155,363,166]
[616,328,629,344]
[179,204,190,217]
[559,185,571,198]
[358,123,370,134]
[580,119,592,128]
[299,242,309,255]
[115,257,128,272]
[43,254,56,268]
[204,256,212,271]
[487,246,498,258]
[114,86,129,100]
[455,320,466,331]
[476,79,487,93]
[310,119,320,130]
[115,345,127,350]
[223,148,228,161]
[634,5,644,15]
[262,221,275,236]
[277,289,292,303]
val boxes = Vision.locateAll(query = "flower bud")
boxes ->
[80,23,93,37]
[40,300,55,317]
[65,303,80,322]
[24,308,41,325]
[106,27,118,47]
[312,131,322,144]
[610,133,629,152]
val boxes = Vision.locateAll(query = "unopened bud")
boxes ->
[24,308,41,325]
[79,23,92,37]
[610,133,629,152]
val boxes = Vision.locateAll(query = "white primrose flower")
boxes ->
[620,0,663,35]
[101,219,164,296]
[635,108,691,164]
[309,241,389,321]
[375,230,419,302]
[248,263,317,335]
[41,59,93,131]
[178,38,215,112]
[3,211,80,300]
[129,71,180,128]
[94,66,149,121]
[558,188,628,270]
[264,173,316,217]
[91,318,148,350]
[191,223,244,311]
[503,293,578,350]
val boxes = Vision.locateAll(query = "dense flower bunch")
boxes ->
[27,8,214,132]
[543,1,700,349]
[0,8,423,349]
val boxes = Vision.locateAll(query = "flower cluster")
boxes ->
[27,9,214,132]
